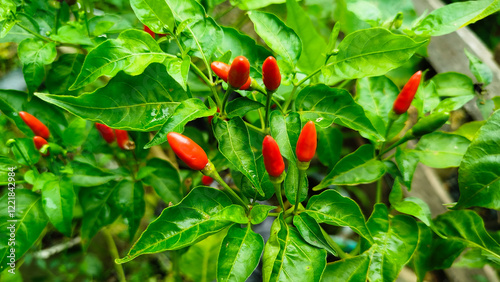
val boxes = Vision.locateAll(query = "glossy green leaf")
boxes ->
[413,81,441,116]
[220,27,272,68]
[142,158,182,204]
[296,85,383,141]
[18,38,57,94]
[0,189,48,269]
[317,126,342,168]
[230,0,285,10]
[453,121,485,141]
[434,95,475,113]
[0,0,16,38]
[239,155,276,201]
[116,187,247,263]
[214,117,264,196]
[114,181,145,240]
[0,156,18,172]
[286,0,327,72]
[395,148,419,190]
[431,72,475,98]
[455,110,500,209]
[248,11,302,65]
[363,204,419,281]
[250,204,276,225]
[355,76,406,139]
[322,28,426,84]
[180,232,224,282]
[37,63,189,131]
[321,249,373,282]
[71,160,119,187]
[11,138,40,166]
[45,53,85,96]
[226,97,264,119]
[389,180,432,227]
[69,29,175,90]
[146,98,216,148]
[50,24,93,46]
[305,190,373,243]
[41,176,75,237]
[217,224,264,282]
[294,213,337,256]
[434,210,500,262]
[412,0,500,36]
[62,117,89,148]
[315,144,386,188]
[465,49,493,86]
[263,214,327,282]
[414,132,471,168]
[130,0,175,33]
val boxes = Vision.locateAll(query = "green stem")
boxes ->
[378,135,412,158]
[252,93,266,130]
[296,68,322,87]
[190,62,222,108]
[211,173,249,212]
[172,250,181,282]
[13,142,38,176]
[376,178,383,204]
[245,121,267,135]
[54,7,61,35]
[221,87,234,115]
[82,0,91,38]
[293,169,306,215]
[378,116,396,155]
[214,4,236,20]
[264,90,274,129]
[268,212,280,217]
[16,23,51,42]
[273,182,285,211]
[282,85,298,113]
[103,228,126,282]
[321,227,350,259]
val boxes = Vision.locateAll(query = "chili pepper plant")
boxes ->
[0,0,499,281]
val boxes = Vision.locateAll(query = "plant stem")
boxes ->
[252,93,266,130]
[211,173,249,211]
[320,227,350,259]
[378,135,412,157]
[214,4,236,20]
[376,178,383,204]
[293,169,306,215]
[221,87,234,115]
[16,23,51,42]
[264,90,274,129]
[282,85,298,113]
[268,212,280,217]
[296,68,322,87]
[190,62,222,108]
[273,182,285,211]
[245,121,267,135]
[13,142,38,176]
[103,228,126,282]
[172,250,181,282]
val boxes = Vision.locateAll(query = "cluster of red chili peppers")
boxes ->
[95,123,135,150]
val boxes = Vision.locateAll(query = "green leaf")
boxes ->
[226,97,264,119]
[294,213,337,255]
[37,63,189,131]
[413,80,441,117]
[41,176,75,237]
[262,214,327,282]
[239,155,276,201]
[453,121,486,141]
[296,85,383,141]
[250,204,276,225]
[180,232,224,282]
[220,27,272,68]
[455,110,500,209]
[355,76,407,139]
[11,138,40,166]
[395,148,419,190]
[146,98,216,148]
[322,28,426,84]
[0,0,16,38]
[231,0,286,10]
[286,0,327,72]
[71,160,119,187]
[130,0,175,33]
[217,224,264,282]
[431,72,475,97]
[389,180,432,227]
[69,29,175,90]
[50,24,93,46]
[363,204,419,281]
[18,38,57,94]
[465,49,493,86]
[213,117,264,197]
[434,210,500,263]
[114,181,145,240]
[315,144,386,188]
[434,96,475,113]
[45,53,85,96]
[117,187,247,263]
[414,132,471,168]
[248,11,302,65]
[0,156,18,172]
[142,158,182,204]
[62,117,90,148]
[412,0,500,36]
[321,250,372,281]
[0,189,48,269]
[305,189,373,243]
[316,126,342,168]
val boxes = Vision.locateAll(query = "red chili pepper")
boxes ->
[115,129,135,150]
[167,132,208,170]
[212,61,251,90]
[33,136,49,156]
[201,175,214,186]
[95,123,115,144]
[19,111,50,139]
[393,70,422,115]
[262,135,285,177]
[143,25,155,38]
[228,56,250,89]
[262,56,281,91]
[296,121,317,163]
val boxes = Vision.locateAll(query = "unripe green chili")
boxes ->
[410,111,450,137]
